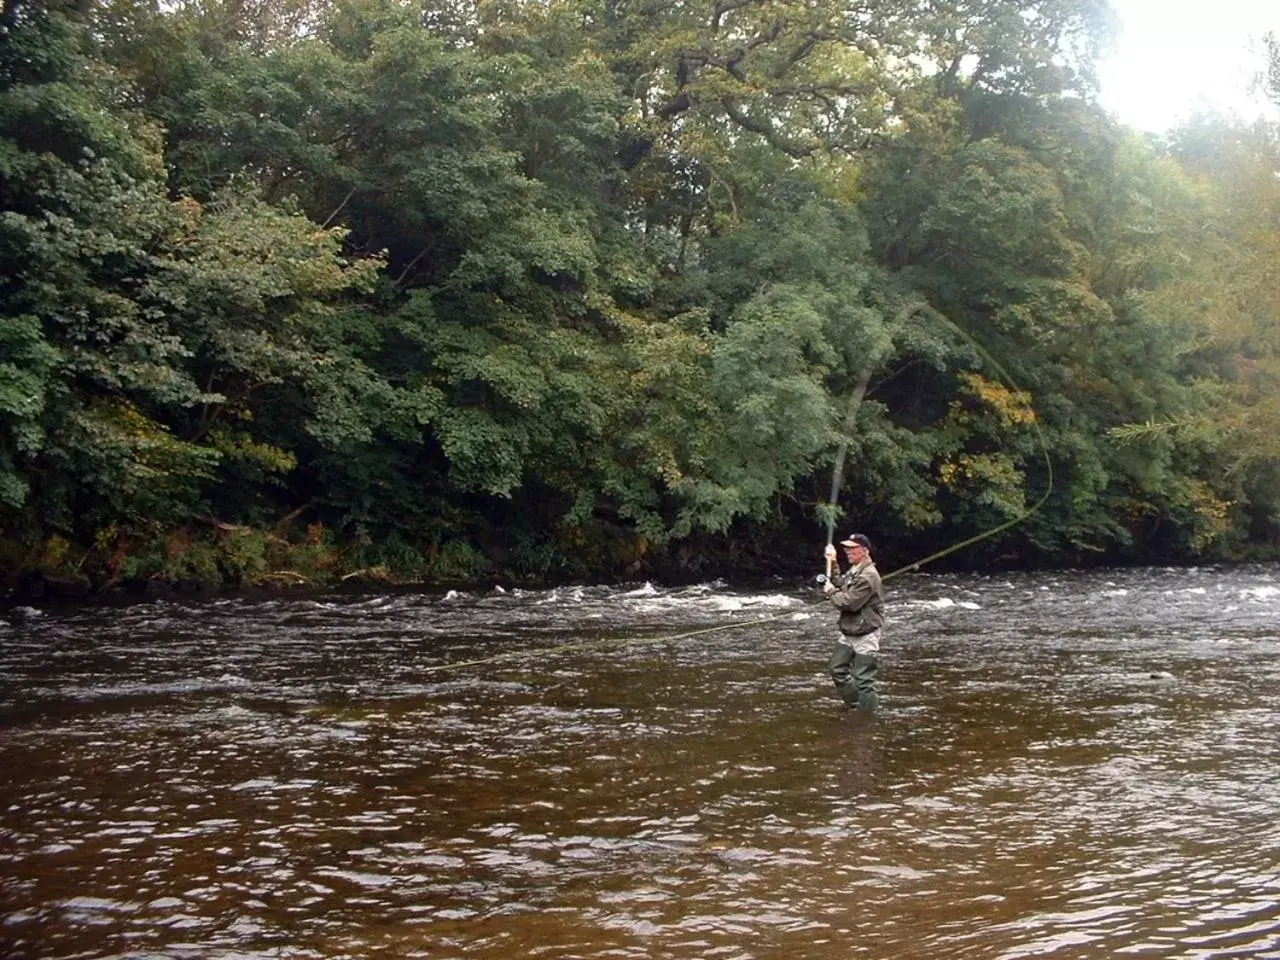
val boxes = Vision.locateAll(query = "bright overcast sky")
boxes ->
[1097,0,1280,132]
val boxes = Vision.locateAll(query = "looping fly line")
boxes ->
[420,304,1054,675]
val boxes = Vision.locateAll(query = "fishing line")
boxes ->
[848,302,1056,584]
[419,304,1054,676]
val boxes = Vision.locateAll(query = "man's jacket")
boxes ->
[829,560,885,636]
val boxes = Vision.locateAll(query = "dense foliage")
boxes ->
[2,0,1278,593]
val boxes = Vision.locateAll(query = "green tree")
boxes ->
[1,1,384,569]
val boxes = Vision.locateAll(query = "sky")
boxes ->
[1096,0,1280,132]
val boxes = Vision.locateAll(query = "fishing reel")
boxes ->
[815,573,829,585]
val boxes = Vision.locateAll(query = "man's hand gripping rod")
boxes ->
[818,541,837,585]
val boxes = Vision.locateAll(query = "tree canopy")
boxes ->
[2,0,1278,592]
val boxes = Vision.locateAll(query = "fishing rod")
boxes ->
[419,303,1054,676]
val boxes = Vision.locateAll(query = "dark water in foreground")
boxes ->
[2,565,1279,959]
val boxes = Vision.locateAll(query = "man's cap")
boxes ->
[839,533,872,550]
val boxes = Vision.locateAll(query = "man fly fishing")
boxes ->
[822,533,885,710]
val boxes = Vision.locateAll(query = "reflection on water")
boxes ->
[2,566,1280,959]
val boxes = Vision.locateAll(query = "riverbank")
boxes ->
[5,519,1279,609]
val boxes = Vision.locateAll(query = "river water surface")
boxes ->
[2,565,1279,959]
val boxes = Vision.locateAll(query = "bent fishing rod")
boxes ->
[419,303,1054,676]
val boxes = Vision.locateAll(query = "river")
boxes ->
[2,564,1279,959]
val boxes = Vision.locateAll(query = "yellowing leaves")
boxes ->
[951,372,1037,426]
[937,452,1029,518]
[168,187,382,302]
[209,430,297,475]
[82,397,221,482]
[1183,478,1236,551]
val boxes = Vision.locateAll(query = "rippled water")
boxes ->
[2,565,1279,959]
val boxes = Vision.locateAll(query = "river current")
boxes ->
[2,565,1279,959]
